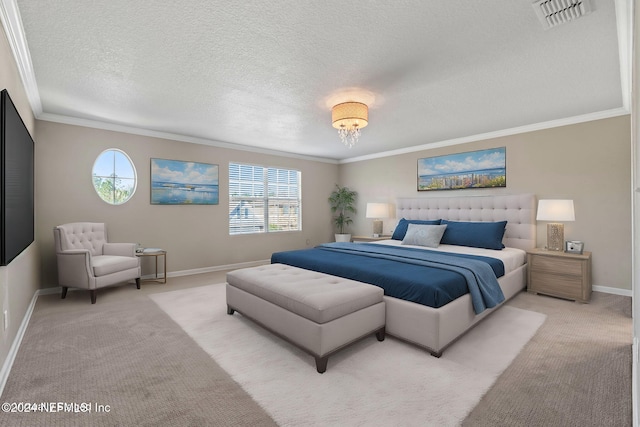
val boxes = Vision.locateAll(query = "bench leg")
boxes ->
[315,356,328,374]
[375,326,386,342]
[227,305,235,315]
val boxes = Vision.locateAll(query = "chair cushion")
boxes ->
[92,255,139,276]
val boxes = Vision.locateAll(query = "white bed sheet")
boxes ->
[366,239,526,275]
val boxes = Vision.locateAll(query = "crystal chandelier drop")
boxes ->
[337,126,361,148]
[331,102,368,148]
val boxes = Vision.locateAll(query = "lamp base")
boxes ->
[546,223,564,251]
[372,220,383,237]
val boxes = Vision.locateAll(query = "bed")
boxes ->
[272,193,536,356]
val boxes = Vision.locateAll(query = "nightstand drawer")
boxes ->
[530,271,583,300]
[530,255,583,276]
[526,249,591,303]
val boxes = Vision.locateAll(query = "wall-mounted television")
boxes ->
[1,89,34,266]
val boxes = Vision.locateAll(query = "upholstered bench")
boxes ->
[226,263,386,373]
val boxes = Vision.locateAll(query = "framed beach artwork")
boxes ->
[417,147,506,191]
[151,158,219,205]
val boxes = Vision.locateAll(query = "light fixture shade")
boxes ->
[366,203,389,219]
[331,102,369,130]
[331,102,368,148]
[536,199,575,222]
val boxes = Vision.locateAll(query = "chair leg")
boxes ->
[136,278,141,289]
[61,287,68,299]
[90,290,97,304]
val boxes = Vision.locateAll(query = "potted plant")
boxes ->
[328,184,357,242]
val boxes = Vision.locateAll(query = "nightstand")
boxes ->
[351,235,392,242]
[527,248,592,303]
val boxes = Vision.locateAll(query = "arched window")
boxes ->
[92,149,137,205]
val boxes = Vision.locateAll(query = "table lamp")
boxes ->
[366,203,390,237]
[536,199,575,251]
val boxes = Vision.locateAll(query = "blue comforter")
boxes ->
[270,242,505,314]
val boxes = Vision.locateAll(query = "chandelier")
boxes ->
[331,102,368,148]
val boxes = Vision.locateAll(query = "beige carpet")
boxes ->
[0,291,278,427]
[463,290,633,426]
[151,283,546,427]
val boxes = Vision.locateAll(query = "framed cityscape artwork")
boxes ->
[417,147,506,191]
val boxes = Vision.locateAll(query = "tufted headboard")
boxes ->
[396,193,536,251]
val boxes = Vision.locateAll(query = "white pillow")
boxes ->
[401,224,447,248]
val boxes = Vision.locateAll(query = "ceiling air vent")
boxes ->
[532,0,592,29]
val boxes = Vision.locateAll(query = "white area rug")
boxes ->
[151,284,546,427]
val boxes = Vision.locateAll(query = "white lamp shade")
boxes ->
[536,199,575,222]
[366,203,389,219]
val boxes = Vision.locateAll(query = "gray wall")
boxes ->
[36,115,632,292]
[340,115,631,291]
[0,22,39,373]
[35,121,339,287]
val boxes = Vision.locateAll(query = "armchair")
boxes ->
[53,222,141,304]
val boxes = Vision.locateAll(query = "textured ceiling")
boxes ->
[8,0,627,161]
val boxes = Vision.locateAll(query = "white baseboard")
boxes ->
[0,288,39,397]
[40,259,272,288]
[593,285,632,297]
[160,259,270,279]
[634,337,638,427]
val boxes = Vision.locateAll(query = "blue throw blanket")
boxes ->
[272,242,505,314]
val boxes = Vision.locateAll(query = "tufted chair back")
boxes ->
[54,222,108,256]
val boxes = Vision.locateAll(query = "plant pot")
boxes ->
[335,234,351,242]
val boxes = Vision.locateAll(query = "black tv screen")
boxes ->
[1,89,34,266]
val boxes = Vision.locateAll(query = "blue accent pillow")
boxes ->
[391,218,441,240]
[440,220,507,250]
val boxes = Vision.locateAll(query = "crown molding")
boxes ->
[614,0,633,111]
[339,107,630,164]
[38,112,340,164]
[0,0,42,115]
